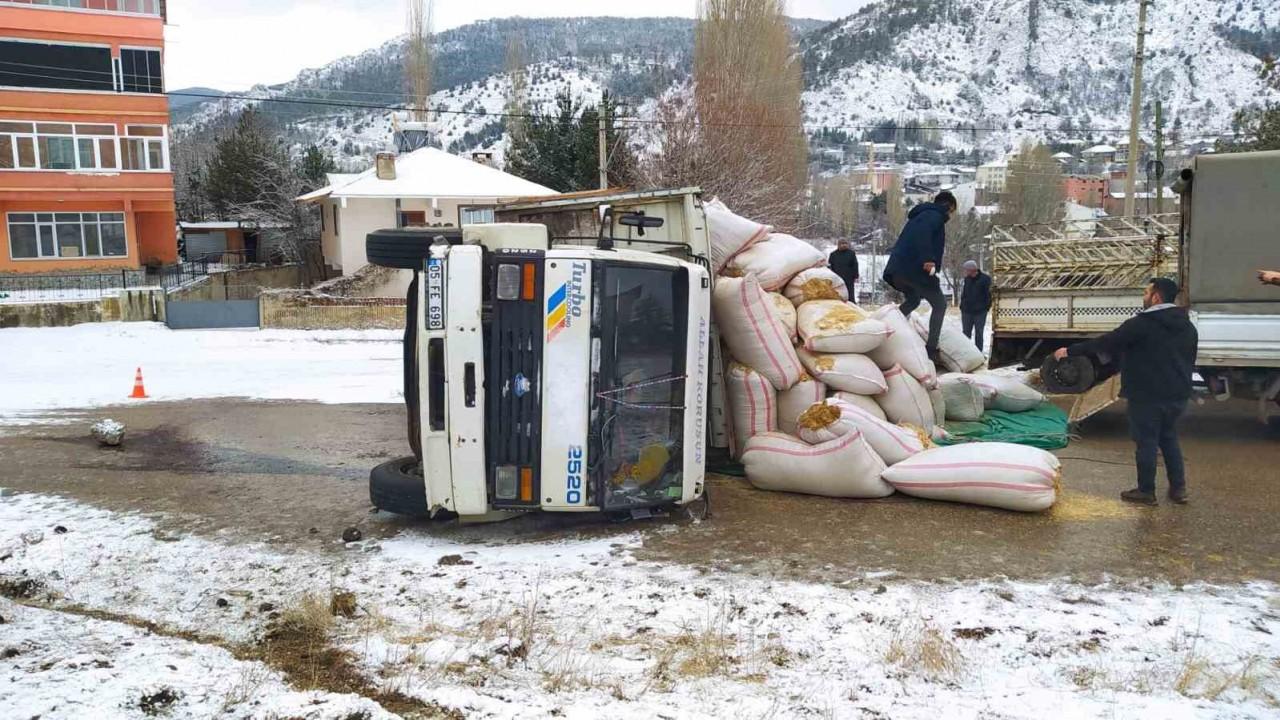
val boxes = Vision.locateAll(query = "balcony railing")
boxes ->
[0,0,162,16]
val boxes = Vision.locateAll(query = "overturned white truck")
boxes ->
[992,149,1280,423]
[366,190,730,520]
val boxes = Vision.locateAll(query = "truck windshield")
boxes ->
[590,263,689,511]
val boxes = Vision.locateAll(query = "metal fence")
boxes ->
[0,269,152,304]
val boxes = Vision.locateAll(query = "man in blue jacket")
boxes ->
[882,190,957,358]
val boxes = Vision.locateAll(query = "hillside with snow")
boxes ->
[170,2,1280,169]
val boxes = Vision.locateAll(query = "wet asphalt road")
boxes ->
[1,397,1277,585]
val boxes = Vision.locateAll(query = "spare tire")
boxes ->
[1040,354,1097,394]
[370,456,429,517]
[366,228,462,269]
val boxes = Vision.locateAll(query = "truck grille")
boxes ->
[486,251,544,506]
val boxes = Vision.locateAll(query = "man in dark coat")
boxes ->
[828,239,860,299]
[960,260,993,351]
[1054,277,1198,505]
[883,190,957,356]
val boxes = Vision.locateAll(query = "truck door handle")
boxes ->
[464,362,476,408]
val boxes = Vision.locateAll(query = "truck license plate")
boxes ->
[426,258,444,330]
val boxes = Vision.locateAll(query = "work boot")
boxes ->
[1120,488,1158,506]
[1168,487,1190,505]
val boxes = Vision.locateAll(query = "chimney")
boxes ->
[471,151,494,167]
[375,152,396,181]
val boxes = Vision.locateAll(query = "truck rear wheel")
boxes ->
[370,456,429,517]
[365,228,461,269]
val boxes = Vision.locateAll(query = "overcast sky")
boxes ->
[164,1,875,90]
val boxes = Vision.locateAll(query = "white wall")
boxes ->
[337,197,397,275]
[319,199,341,271]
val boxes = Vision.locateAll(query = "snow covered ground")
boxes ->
[2,492,1277,719]
[0,322,403,417]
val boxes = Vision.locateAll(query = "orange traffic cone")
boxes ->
[129,367,149,399]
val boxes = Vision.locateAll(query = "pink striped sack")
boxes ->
[831,391,887,421]
[880,443,1061,512]
[798,399,927,465]
[877,364,936,431]
[784,267,849,306]
[796,300,890,354]
[797,347,887,395]
[743,431,892,499]
[726,233,827,291]
[767,292,798,341]
[713,275,804,390]
[705,197,771,274]
[777,373,826,436]
[868,305,938,388]
[726,363,777,459]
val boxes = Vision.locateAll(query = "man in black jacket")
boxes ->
[1053,278,1198,505]
[960,260,992,351]
[828,239,860,299]
[883,190,957,357]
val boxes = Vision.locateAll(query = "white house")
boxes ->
[298,147,557,277]
[976,159,1008,193]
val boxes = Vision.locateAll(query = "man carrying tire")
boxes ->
[1053,277,1199,506]
[883,190,957,361]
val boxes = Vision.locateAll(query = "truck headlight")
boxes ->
[495,465,518,499]
[496,264,521,300]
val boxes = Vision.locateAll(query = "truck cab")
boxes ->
[366,189,725,520]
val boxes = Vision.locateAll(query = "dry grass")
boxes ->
[883,617,965,681]
[1174,653,1273,701]
[278,592,336,639]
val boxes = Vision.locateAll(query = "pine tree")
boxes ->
[298,144,337,192]
[505,89,633,192]
[204,110,291,218]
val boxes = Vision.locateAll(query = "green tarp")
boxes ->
[937,402,1071,450]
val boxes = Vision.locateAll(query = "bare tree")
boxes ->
[641,0,808,228]
[405,0,434,121]
[940,211,992,302]
[997,140,1064,225]
[504,33,529,149]
[884,180,906,240]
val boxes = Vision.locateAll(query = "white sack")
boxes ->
[797,301,890,354]
[880,443,1060,512]
[784,267,849,306]
[777,374,826,436]
[797,348,887,395]
[726,233,826,291]
[743,431,892,499]
[909,311,987,374]
[767,292,798,341]
[705,198,770,274]
[972,371,1046,412]
[868,305,937,388]
[877,364,935,430]
[939,375,986,422]
[799,399,927,465]
[928,386,946,428]
[726,363,777,458]
[831,391,887,421]
[713,275,805,390]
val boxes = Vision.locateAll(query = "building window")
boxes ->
[0,40,114,92]
[8,212,127,260]
[332,205,340,236]
[120,48,162,94]
[319,203,326,233]
[0,1,163,15]
[461,207,495,225]
[399,210,427,227]
[0,121,163,172]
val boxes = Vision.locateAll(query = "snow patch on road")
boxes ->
[0,323,403,418]
[2,492,1278,718]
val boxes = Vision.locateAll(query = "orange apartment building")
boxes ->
[0,0,175,275]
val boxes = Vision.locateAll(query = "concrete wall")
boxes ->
[260,291,405,330]
[0,288,164,328]
[167,265,302,302]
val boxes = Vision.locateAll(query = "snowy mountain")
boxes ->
[170,3,1280,169]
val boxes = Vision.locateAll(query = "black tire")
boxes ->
[1040,354,1097,394]
[370,456,429,517]
[365,228,462,269]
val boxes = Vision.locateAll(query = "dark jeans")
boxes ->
[961,310,988,351]
[1127,400,1188,494]
[889,273,946,351]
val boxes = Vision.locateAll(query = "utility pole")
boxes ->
[1154,100,1165,214]
[1124,0,1151,217]
[597,98,608,190]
